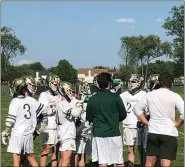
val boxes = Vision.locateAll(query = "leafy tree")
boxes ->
[163,5,184,64]
[139,35,172,82]
[1,26,26,73]
[93,65,108,69]
[29,62,45,71]
[53,59,77,84]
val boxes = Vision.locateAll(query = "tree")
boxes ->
[30,62,45,71]
[140,35,172,83]
[53,59,77,84]
[1,26,26,73]
[119,36,140,77]
[93,65,107,69]
[163,5,184,64]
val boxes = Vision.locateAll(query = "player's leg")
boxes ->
[23,134,39,167]
[51,146,58,167]
[7,134,23,167]
[127,145,135,165]
[79,153,86,167]
[12,153,21,167]
[60,150,73,166]
[145,133,159,167]
[145,156,157,167]
[160,134,177,167]
[70,152,78,167]
[26,153,39,167]
[59,139,76,167]
[123,128,136,166]
[40,144,51,167]
[77,138,86,167]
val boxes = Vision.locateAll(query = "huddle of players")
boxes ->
[1,72,184,167]
[1,74,92,167]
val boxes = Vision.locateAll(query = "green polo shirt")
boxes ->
[86,89,127,137]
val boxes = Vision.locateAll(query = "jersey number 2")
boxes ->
[24,104,31,119]
[126,102,132,113]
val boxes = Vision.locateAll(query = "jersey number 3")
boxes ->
[24,104,31,119]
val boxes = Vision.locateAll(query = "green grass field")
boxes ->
[1,86,184,166]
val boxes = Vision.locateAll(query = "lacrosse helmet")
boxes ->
[59,81,76,100]
[146,74,160,91]
[46,73,60,93]
[10,76,37,97]
[128,74,144,95]
[78,80,91,95]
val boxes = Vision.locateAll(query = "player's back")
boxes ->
[10,96,39,136]
[56,98,78,140]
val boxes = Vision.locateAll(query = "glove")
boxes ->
[137,121,144,128]
[1,130,9,145]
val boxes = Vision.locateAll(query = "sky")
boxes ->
[2,1,183,69]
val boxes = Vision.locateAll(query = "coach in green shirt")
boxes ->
[86,72,127,167]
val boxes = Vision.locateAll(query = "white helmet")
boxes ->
[46,73,60,93]
[59,81,76,101]
[128,74,144,94]
[10,76,37,97]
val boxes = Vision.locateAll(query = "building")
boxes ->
[77,68,120,83]
[78,68,109,83]
[34,71,49,85]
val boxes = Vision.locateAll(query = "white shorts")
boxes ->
[59,139,76,152]
[76,136,92,155]
[123,128,139,146]
[7,133,34,154]
[92,136,123,165]
[42,129,57,145]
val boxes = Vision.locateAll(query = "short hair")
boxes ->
[97,72,113,89]
[159,71,173,89]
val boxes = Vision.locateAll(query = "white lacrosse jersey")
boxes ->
[76,103,92,138]
[133,88,184,137]
[7,96,44,136]
[120,90,146,128]
[56,98,78,140]
[38,91,61,131]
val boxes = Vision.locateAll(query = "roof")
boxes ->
[78,68,109,76]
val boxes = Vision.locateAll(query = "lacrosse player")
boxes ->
[56,81,84,167]
[86,72,127,167]
[133,72,184,167]
[72,81,93,167]
[39,74,61,167]
[1,76,52,167]
[120,74,146,167]
[137,74,160,167]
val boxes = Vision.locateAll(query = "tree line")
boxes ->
[1,5,184,84]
